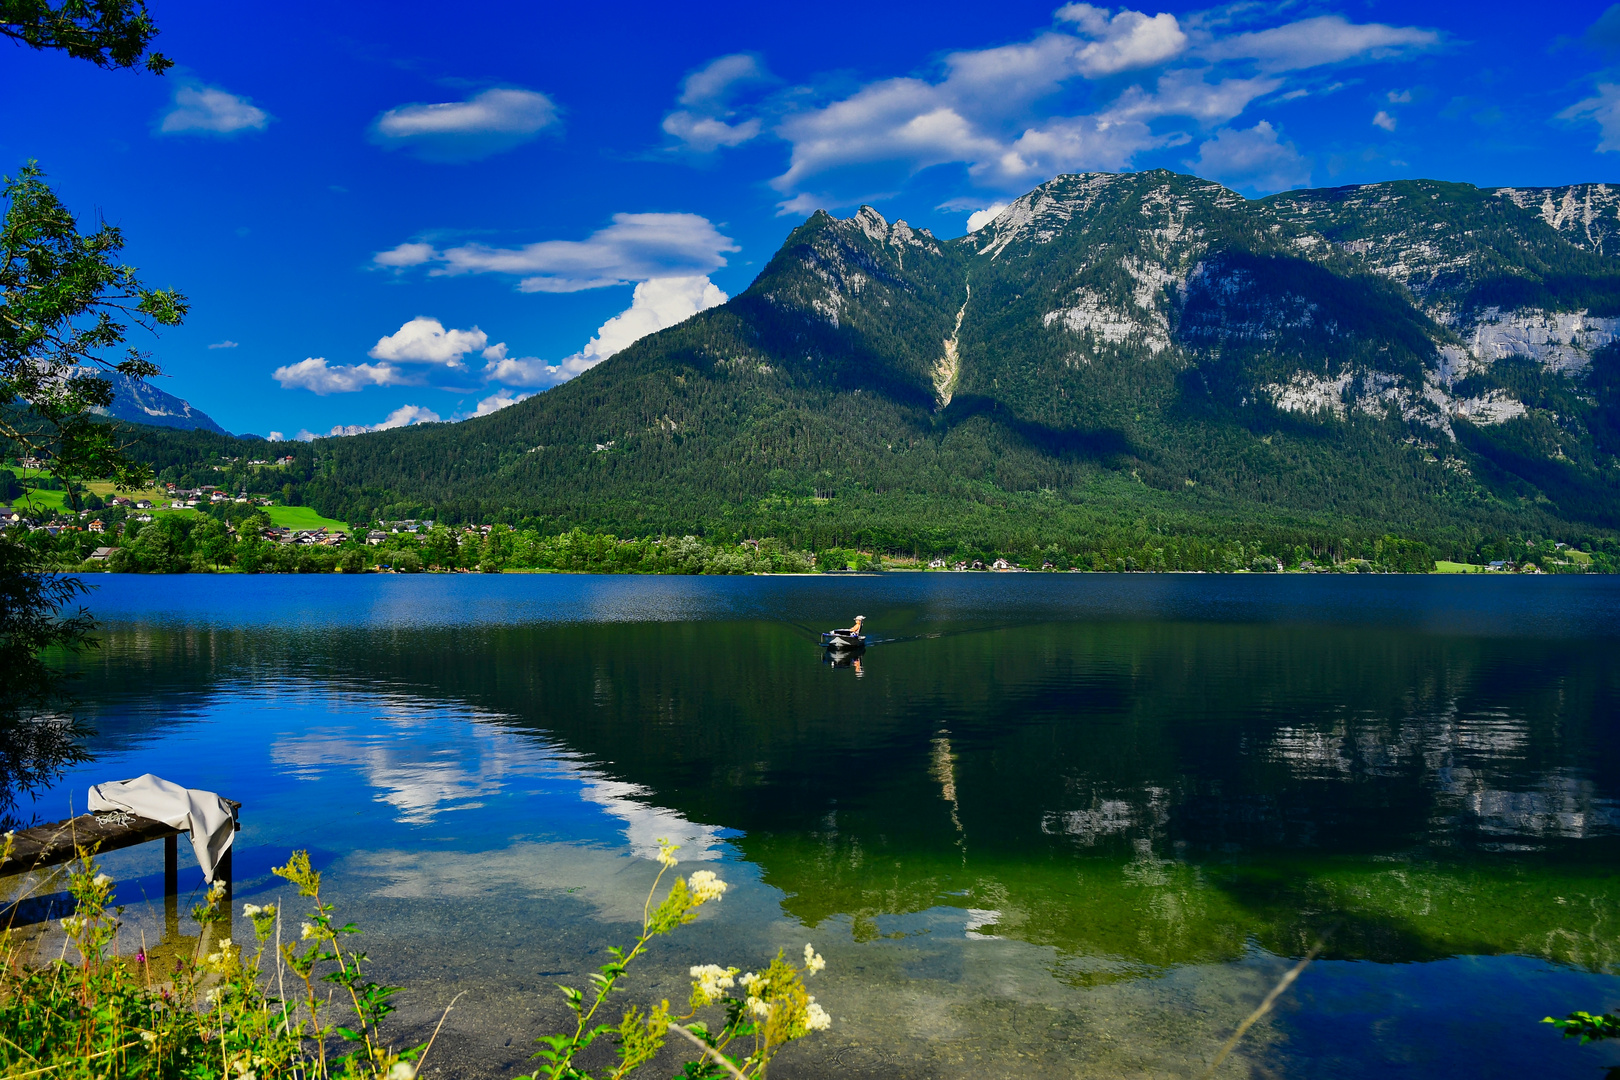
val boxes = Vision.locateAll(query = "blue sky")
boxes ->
[4,0,1619,439]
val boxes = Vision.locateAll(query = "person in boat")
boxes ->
[836,616,866,637]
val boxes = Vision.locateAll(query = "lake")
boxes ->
[17,573,1620,1078]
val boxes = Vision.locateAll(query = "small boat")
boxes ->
[821,615,867,651]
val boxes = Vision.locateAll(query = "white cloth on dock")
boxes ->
[88,774,235,882]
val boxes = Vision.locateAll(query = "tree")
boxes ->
[1,0,170,72]
[1,163,188,508]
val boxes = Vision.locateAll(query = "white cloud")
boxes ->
[662,112,761,152]
[989,114,1164,184]
[368,317,488,367]
[208,340,239,349]
[1202,16,1440,72]
[663,54,773,152]
[768,7,1194,198]
[679,53,769,108]
[272,358,412,394]
[470,389,534,416]
[310,405,442,440]
[774,78,1005,192]
[486,275,727,388]
[740,7,1439,208]
[966,203,1010,231]
[1055,4,1188,77]
[379,213,738,293]
[1372,110,1397,131]
[372,88,558,162]
[775,193,824,217]
[1190,121,1310,192]
[158,83,270,135]
[1387,89,1412,104]
[1560,84,1620,152]
[268,430,285,442]
[374,242,435,268]
[1104,69,1281,124]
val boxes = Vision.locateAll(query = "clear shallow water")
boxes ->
[16,574,1620,1079]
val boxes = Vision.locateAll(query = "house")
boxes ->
[366,530,387,545]
[131,513,153,523]
[992,558,1013,570]
[88,546,115,561]
[111,496,133,507]
[87,519,105,534]
[928,558,947,569]
[134,500,153,510]
[275,456,295,466]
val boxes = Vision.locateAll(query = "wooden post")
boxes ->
[164,834,178,937]
[219,846,233,910]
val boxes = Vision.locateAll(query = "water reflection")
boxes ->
[53,601,1620,976]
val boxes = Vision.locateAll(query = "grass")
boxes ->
[264,504,349,531]
[1433,560,1485,574]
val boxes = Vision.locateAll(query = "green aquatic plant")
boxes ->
[1544,1008,1620,1043]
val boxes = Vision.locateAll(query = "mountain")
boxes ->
[134,170,1620,555]
[85,368,230,435]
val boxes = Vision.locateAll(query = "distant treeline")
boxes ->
[10,505,1612,574]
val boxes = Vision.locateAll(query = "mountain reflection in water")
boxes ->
[34,575,1620,1078]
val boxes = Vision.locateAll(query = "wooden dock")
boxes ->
[1,800,241,907]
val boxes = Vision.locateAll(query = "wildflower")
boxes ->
[687,870,727,903]
[92,873,112,888]
[748,997,771,1017]
[387,1064,417,1080]
[242,903,262,917]
[60,915,82,934]
[805,999,832,1031]
[300,922,316,940]
[738,971,760,992]
[689,964,737,1005]
[205,986,223,1005]
[656,838,679,869]
[135,950,146,963]
[803,943,825,974]
[139,1030,157,1045]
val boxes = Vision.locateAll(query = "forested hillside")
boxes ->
[115,171,1620,563]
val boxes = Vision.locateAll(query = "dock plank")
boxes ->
[1,800,241,878]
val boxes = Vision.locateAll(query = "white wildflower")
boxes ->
[300,922,316,940]
[139,1030,157,1045]
[738,971,760,991]
[60,916,83,934]
[802,943,825,974]
[92,873,112,888]
[387,1064,417,1080]
[205,986,223,1005]
[748,997,771,1017]
[242,903,262,917]
[689,964,737,1004]
[656,838,679,869]
[687,870,726,904]
[804,999,832,1031]
[218,937,232,950]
